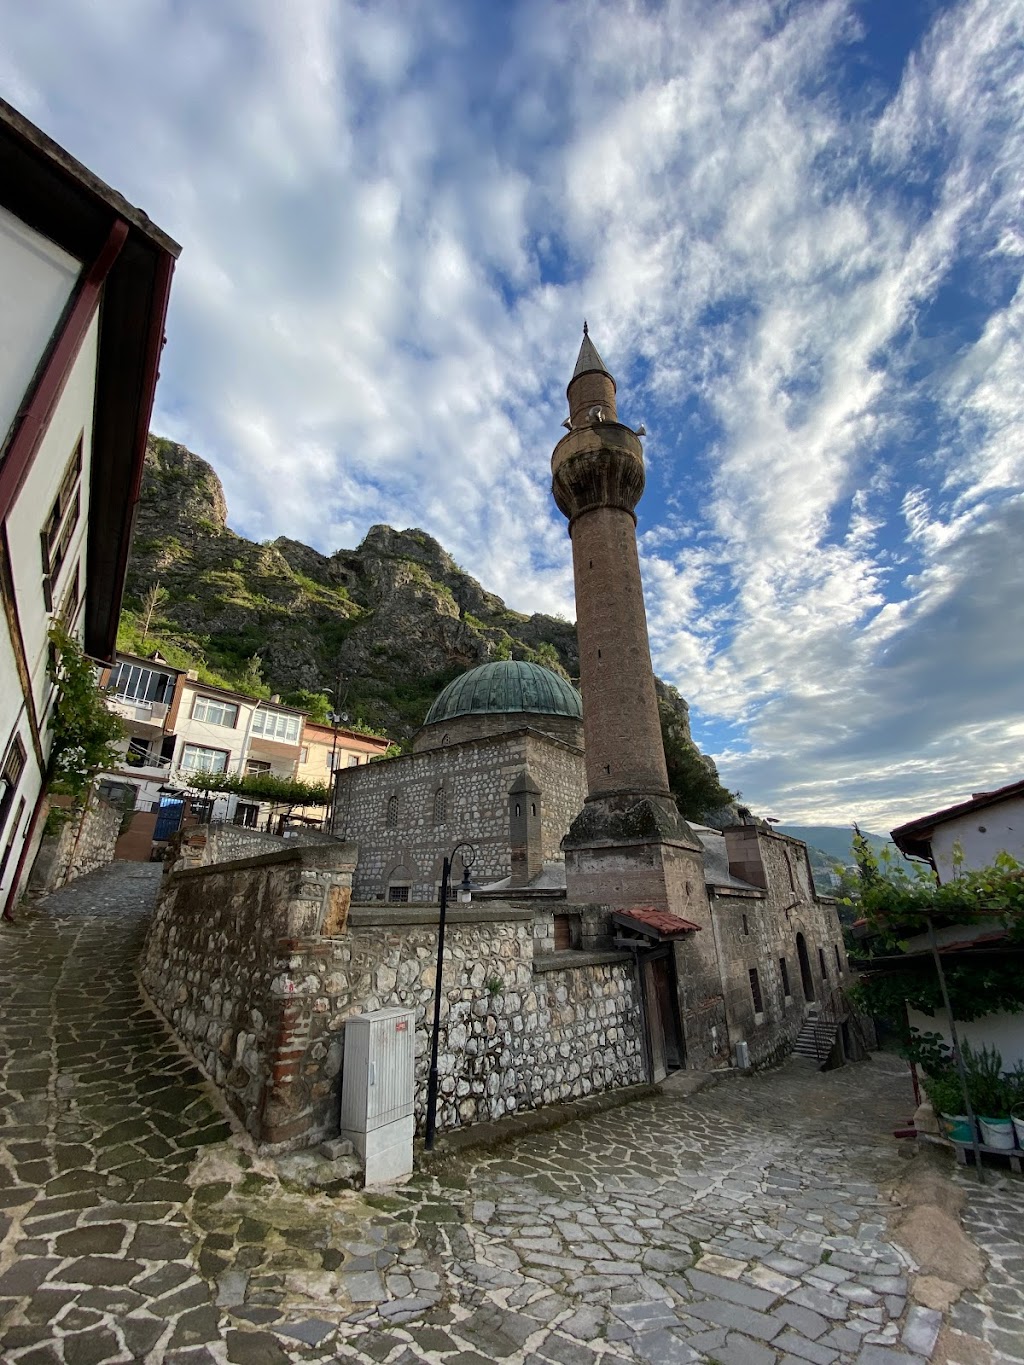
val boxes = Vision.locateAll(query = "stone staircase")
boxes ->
[792,1007,838,1068]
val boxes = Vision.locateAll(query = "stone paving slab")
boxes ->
[2,861,1024,1362]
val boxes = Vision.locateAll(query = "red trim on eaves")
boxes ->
[0,218,128,522]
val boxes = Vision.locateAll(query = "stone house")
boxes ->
[0,98,178,916]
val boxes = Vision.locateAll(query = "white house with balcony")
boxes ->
[99,654,307,847]
[0,98,178,915]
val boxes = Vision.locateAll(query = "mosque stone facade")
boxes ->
[143,331,865,1158]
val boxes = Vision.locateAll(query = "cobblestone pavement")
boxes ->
[1,863,1022,1364]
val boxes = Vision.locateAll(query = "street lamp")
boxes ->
[424,841,477,1151]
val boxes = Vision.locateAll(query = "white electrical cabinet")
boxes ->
[340,1007,416,1186]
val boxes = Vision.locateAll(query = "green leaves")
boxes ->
[183,771,330,807]
[47,623,125,801]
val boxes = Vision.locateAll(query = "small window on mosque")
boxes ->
[386,795,399,828]
[433,787,446,824]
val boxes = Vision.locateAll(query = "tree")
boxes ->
[46,623,124,802]
[658,702,733,821]
[138,582,167,643]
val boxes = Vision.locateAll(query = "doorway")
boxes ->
[642,952,684,1080]
[796,932,815,1002]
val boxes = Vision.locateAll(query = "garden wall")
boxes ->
[29,795,121,894]
[142,839,646,1151]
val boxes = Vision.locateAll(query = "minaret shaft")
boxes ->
[570,505,670,801]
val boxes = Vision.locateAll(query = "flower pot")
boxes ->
[940,1114,975,1143]
[979,1116,1015,1149]
[1013,1114,1024,1149]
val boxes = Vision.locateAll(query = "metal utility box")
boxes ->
[340,1007,415,1185]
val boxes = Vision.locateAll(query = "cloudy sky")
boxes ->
[4,0,1022,833]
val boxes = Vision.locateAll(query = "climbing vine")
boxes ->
[848,833,1024,1030]
[46,623,124,802]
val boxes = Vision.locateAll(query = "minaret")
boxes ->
[553,325,705,912]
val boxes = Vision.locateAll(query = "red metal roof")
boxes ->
[614,907,702,939]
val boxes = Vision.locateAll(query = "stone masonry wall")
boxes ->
[141,843,358,1148]
[144,840,646,1150]
[333,730,585,901]
[712,827,851,1069]
[165,820,343,875]
[29,796,122,894]
[303,903,646,1134]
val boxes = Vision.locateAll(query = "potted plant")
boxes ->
[922,1070,973,1143]
[964,1043,1015,1149]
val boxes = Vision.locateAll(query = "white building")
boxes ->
[891,778,1024,1069]
[0,99,179,917]
[99,654,310,844]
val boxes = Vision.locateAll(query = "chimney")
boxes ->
[723,824,767,888]
[509,772,543,888]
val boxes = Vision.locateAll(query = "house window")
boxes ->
[192,696,239,727]
[834,944,843,975]
[233,802,259,828]
[251,710,300,743]
[779,957,791,998]
[109,663,175,704]
[299,745,309,762]
[180,744,229,775]
[245,759,271,776]
[0,798,26,887]
[388,884,410,902]
[40,437,82,600]
[58,564,80,624]
[0,735,27,835]
[433,787,446,824]
[386,795,399,828]
[749,967,764,1015]
[818,947,829,982]
[191,797,215,822]
[348,755,359,767]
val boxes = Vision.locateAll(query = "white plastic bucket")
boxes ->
[979,1117,1015,1149]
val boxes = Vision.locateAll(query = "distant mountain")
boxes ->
[120,437,702,761]
[776,825,893,866]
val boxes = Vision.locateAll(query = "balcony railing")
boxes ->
[109,696,170,725]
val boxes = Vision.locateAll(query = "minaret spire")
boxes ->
[550,325,703,914]
[567,323,617,427]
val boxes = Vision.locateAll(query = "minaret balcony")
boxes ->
[551,421,645,523]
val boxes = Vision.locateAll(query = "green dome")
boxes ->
[424,660,582,727]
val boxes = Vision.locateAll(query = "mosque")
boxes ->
[330,329,856,1078]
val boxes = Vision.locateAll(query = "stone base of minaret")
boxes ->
[562,792,708,922]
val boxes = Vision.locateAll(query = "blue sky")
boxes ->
[4,0,1023,832]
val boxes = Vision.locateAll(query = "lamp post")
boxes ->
[424,841,477,1151]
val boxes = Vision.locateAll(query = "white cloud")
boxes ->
[3,0,1023,830]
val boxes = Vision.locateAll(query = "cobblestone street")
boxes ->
[1,863,1022,1364]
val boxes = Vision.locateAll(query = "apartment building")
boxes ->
[100,654,306,840]
[291,719,390,825]
[0,99,178,916]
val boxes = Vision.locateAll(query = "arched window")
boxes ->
[433,787,446,824]
[386,795,399,828]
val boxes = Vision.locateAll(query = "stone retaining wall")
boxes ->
[142,839,646,1150]
[29,796,122,893]
[141,843,358,1148]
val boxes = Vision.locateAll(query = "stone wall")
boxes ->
[165,820,343,875]
[29,796,122,894]
[141,843,358,1148]
[711,826,850,1069]
[333,729,585,901]
[143,838,646,1150]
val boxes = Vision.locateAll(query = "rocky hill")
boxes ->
[121,438,702,755]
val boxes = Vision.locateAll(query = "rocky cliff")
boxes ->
[121,437,699,753]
